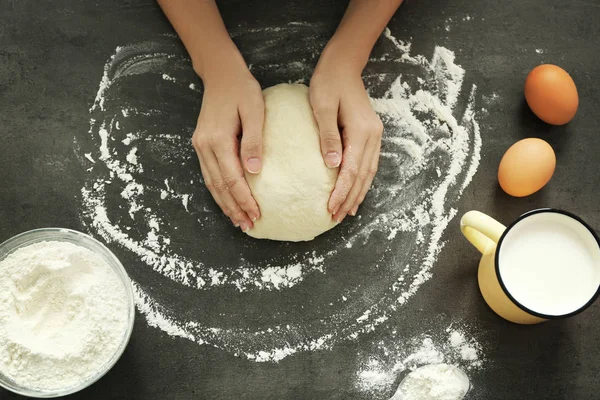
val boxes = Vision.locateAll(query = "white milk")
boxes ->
[498,212,600,316]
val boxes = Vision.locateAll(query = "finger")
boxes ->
[336,138,380,220]
[312,103,343,168]
[334,138,377,222]
[214,143,260,227]
[197,149,232,222]
[328,134,367,217]
[239,98,265,174]
[352,139,381,215]
[212,161,254,232]
[199,138,253,231]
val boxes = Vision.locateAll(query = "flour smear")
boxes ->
[76,24,483,363]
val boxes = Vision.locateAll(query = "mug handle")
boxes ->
[460,211,507,254]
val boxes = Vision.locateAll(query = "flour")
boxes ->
[76,23,484,363]
[84,153,95,163]
[126,147,138,165]
[0,241,129,391]
[391,364,469,400]
[355,324,484,398]
[444,15,479,33]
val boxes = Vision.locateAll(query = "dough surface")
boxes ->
[244,83,339,242]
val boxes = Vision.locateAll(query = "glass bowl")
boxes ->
[0,228,135,398]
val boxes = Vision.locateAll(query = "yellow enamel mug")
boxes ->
[460,209,600,324]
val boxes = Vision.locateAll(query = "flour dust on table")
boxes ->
[355,322,485,399]
[76,23,483,362]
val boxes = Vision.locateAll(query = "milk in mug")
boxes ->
[461,209,600,324]
[498,212,600,317]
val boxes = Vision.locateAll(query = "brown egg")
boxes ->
[524,64,579,125]
[498,138,556,197]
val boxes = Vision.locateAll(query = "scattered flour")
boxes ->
[84,153,95,163]
[76,23,484,363]
[444,15,479,32]
[0,241,130,391]
[355,324,484,398]
[126,147,138,165]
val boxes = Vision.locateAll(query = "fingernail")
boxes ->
[240,222,251,232]
[246,158,262,174]
[336,215,344,224]
[349,209,356,217]
[251,214,258,222]
[351,206,358,216]
[233,221,240,227]
[325,152,341,168]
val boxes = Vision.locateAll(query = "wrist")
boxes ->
[317,35,369,76]
[193,41,249,83]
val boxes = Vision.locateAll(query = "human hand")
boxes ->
[310,51,383,224]
[192,61,264,232]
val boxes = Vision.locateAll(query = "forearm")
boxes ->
[157,0,246,80]
[321,0,403,73]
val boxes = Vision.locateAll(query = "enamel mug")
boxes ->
[460,209,600,324]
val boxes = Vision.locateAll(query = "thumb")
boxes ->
[240,101,265,174]
[313,106,342,168]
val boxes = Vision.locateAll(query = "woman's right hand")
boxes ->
[192,59,264,232]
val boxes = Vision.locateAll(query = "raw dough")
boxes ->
[244,83,339,242]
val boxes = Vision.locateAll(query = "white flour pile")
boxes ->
[355,324,484,398]
[0,241,129,391]
[76,23,483,362]
[390,364,469,400]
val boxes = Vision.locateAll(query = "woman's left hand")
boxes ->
[310,52,383,224]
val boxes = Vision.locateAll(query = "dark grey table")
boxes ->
[1,0,599,399]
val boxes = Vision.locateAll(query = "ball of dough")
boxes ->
[244,83,339,242]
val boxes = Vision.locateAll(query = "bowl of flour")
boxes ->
[0,228,135,397]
